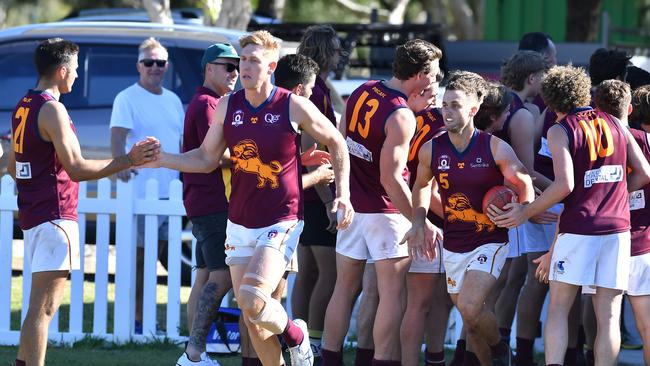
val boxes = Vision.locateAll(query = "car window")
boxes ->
[0,41,40,110]
[170,47,203,103]
[85,45,139,106]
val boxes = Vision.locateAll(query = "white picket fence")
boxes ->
[0,175,188,344]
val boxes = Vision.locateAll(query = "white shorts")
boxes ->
[523,203,562,253]
[507,226,525,258]
[336,213,409,261]
[443,242,509,294]
[550,232,630,290]
[224,219,304,266]
[627,252,650,296]
[23,219,80,273]
[409,239,445,273]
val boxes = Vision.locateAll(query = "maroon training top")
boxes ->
[304,75,336,203]
[629,128,650,256]
[223,87,303,228]
[12,90,79,230]
[345,80,410,213]
[182,86,229,218]
[494,92,526,145]
[431,130,508,253]
[558,108,630,235]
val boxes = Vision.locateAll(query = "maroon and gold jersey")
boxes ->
[223,87,303,228]
[408,107,445,188]
[494,92,526,145]
[431,130,508,253]
[629,128,650,256]
[558,108,630,235]
[304,75,336,203]
[345,80,410,213]
[534,108,558,180]
[12,90,79,230]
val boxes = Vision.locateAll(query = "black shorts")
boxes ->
[191,212,228,271]
[300,201,336,247]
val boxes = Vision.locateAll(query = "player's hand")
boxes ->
[423,220,441,261]
[324,201,337,233]
[314,163,335,185]
[400,223,426,259]
[533,252,551,284]
[128,137,160,167]
[486,196,526,228]
[332,196,354,230]
[529,209,558,224]
[301,143,331,167]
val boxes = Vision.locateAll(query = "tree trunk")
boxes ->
[387,0,411,24]
[202,0,221,26]
[142,0,173,24]
[566,0,602,42]
[215,0,251,30]
[446,0,477,40]
[256,0,287,19]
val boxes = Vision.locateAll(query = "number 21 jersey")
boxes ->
[345,80,410,213]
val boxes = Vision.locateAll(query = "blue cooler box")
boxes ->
[206,307,241,354]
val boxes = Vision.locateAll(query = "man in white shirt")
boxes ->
[110,37,184,332]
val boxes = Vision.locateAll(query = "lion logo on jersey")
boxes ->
[445,193,496,232]
[231,139,283,189]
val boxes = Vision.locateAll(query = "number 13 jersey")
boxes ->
[345,80,410,213]
[12,90,79,230]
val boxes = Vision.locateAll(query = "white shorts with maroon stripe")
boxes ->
[23,219,80,273]
[551,231,630,291]
[443,242,509,294]
[224,219,304,266]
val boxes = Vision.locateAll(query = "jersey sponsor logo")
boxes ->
[251,117,258,124]
[346,136,372,162]
[470,157,489,169]
[264,113,281,124]
[438,155,450,171]
[15,161,31,179]
[457,162,465,169]
[447,276,457,287]
[477,254,488,264]
[224,244,236,251]
[629,189,645,211]
[556,260,565,274]
[445,193,496,232]
[232,110,244,126]
[267,229,278,239]
[231,139,283,189]
[583,165,623,188]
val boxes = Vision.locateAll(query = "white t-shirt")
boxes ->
[110,83,184,198]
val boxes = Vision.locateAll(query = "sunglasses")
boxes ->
[210,62,239,73]
[140,59,167,67]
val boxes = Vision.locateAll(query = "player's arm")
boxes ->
[338,104,347,137]
[194,100,231,169]
[624,127,650,191]
[110,126,132,181]
[291,94,353,229]
[6,146,15,180]
[40,102,158,182]
[156,96,229,174]
[301,129,334,199]
[380,108,417,220]
[509,108,553,190]
[490,124,573,227]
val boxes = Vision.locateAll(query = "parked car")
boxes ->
[0,20,251,284]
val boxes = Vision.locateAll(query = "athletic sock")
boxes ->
[490,340,509,358]
[355,347,374,366]
[371,359,400,366]
[242,357,263,366]
[309,329,322,355]
[15,360,25,366]
[449,339,466,366]
[564,347,578,366]
[462,350,480,366]
[499,327,512,344]
[516,337,535,366]
[322,349,343,366]
[425,350,446,366]
[281,319,304,348]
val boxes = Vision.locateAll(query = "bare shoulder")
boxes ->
[213,94,232,125]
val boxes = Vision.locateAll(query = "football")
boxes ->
[482,185,516,213]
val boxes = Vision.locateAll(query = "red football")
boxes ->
[482,185,516,213]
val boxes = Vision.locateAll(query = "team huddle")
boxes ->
[6,27,650,366]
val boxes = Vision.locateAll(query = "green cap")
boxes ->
[201,43,239,69]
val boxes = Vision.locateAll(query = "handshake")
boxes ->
[127,136,161,167]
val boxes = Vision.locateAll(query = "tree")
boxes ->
[143,0,173,24]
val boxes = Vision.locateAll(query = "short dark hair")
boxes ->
[626,66,650,91]
[34,38,79,79]
[474,83,514,130]
[445,70,488,101]
[393,39,442,80]
[518,32,552,53]
[594,79,631,119]
[588,48,631,85]
[274,54,319,91]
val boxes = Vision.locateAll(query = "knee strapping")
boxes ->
[239,284,288,334]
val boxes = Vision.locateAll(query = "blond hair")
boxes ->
[138,37,167,61]
[541,65,591,114]
[239,30,280,60]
